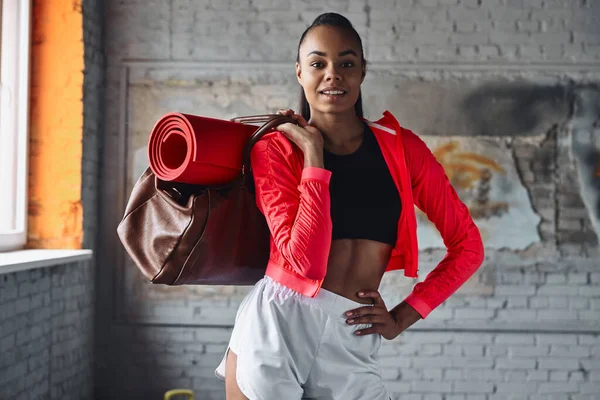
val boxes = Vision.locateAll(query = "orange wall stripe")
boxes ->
[27,0,84,249]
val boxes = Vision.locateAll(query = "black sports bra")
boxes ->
[323,123,401,246]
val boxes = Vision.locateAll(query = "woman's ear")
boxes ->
[296,62,302,84]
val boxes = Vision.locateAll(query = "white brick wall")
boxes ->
[104,0,600,64]
[97,0,600,398]
[108,0,600,62]
[102,326,600,400]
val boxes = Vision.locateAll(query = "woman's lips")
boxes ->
[319,90,347,102]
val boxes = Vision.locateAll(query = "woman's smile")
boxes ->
[319,87,348,102]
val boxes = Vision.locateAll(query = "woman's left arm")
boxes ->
[401,128,485,319]
[343,128,485,339]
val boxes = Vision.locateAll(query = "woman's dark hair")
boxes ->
[296,13,366,120]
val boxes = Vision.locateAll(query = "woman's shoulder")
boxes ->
[400,126,426,148]
[367,111,423,145]
[252,131,296,155]
[367,111,433,165]
[250,131,303,173]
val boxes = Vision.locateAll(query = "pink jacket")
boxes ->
[250,111,484,318]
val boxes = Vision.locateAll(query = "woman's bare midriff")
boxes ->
[321,239,393,304]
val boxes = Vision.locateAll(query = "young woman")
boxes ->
[215,13,484,400]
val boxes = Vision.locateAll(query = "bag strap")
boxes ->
[230,114,279,125]
[232,114,298,175]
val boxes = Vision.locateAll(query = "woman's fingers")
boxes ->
[346,314,388,325]
[357,291,386,306]
[276,122,322,151]
[293,113,309,127]
[345,305,383,318]
[353,325,381,336]
[276,123,301,144]
[276,108,294,116]
[276,122,296,134]
[276,109,309,127]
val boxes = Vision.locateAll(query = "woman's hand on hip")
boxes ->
[344,290,403,340]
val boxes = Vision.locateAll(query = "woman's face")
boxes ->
[296,25,365,116]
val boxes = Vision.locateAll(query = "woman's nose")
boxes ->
[325,66,342,81]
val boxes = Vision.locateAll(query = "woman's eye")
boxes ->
[311,62,324,68]
[342,62,354,68]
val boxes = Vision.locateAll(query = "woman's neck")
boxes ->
[308,109,365,149]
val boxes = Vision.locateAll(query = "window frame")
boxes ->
[0,0,31,252]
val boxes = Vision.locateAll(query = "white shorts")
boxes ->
[215,276,391,400]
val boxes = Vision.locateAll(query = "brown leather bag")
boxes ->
[117,114,296,285]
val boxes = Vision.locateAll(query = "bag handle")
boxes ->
[230,114,280,125]
[232,114,298,175]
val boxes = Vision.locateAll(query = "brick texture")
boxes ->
[104,0,600,64]
[0,263,94,400]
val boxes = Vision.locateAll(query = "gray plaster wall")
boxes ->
[98,1,600,399]
[0,0,104,399]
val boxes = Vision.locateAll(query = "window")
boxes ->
[0,0,31,252]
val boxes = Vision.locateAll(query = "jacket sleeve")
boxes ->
[402,129,484,318]
[250,135,332,281]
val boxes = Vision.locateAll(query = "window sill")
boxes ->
[0,249,93,275]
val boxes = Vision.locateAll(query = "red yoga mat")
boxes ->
[147,113,259,185]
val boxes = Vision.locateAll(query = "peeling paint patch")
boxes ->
[418,137,541,250]
[571,86,600,240]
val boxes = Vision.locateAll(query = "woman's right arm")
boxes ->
[250,129,332,282]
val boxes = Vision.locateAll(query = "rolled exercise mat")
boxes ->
[147,113,260,185]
